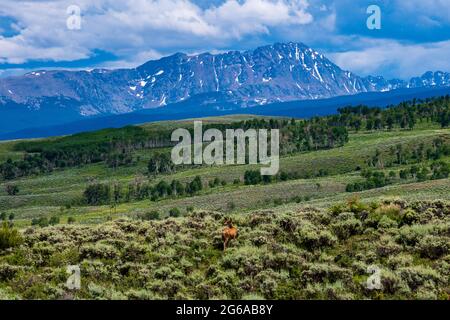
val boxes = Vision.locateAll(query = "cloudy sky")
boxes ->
[0,0,449,79]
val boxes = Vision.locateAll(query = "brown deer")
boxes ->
[222,218,238,251]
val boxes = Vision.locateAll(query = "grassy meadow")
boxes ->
[1,122,448,226]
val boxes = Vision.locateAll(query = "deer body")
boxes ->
[222,219,238,251]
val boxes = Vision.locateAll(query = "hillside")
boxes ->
[1,198,449,300]
[0,96,449,300]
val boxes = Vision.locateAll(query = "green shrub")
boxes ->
[227,202,236,211]
[417,235,449,259]
[300,263,352,284]
[31,217,49,228]
[273,198,283,206]
[367,204,403,228]
[0,264,22,281]
[244,170,262,185]
[303,281,354,300]
[377,216,398,229]
[329,203,345,216]
[49,216,60,226]
[254,269,288,299]
[139,210,160,221]
[396,224,434,246]
[386,254,414,270]
[0,287,19,299]
[331,218,362,240]
[400,209,419,225]
[221,247,264,276]
[296,222,337,250]
[80,243,119,260]
[169,208,181,218]
[347,197,369,214]
[5,184,19,196]
[379,270,408,295]
[398,266,441,291]
[0,222,23,250]
[376,236,402,257]
[376,204,402,220]
[122,242,148,262]
[415,283,438,300]
[83,183,110,205]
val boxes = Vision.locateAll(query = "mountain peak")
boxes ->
[0,42,449,128]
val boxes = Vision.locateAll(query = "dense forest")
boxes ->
[336,95,450,130]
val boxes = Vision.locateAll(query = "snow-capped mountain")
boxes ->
[0,42,449,123]
[409,71,450,88]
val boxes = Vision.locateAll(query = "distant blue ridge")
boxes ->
[1,86,449,141]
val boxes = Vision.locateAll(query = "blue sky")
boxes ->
[0,0,449,79]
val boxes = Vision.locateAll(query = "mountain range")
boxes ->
[0,42,449,135]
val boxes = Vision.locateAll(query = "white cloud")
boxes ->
[1,0,448,80]
[395,0,450,24]
[204,0,313,38]
[0,0,313,64]
[328,39,450,79]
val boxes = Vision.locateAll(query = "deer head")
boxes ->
[224,218,233,228]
